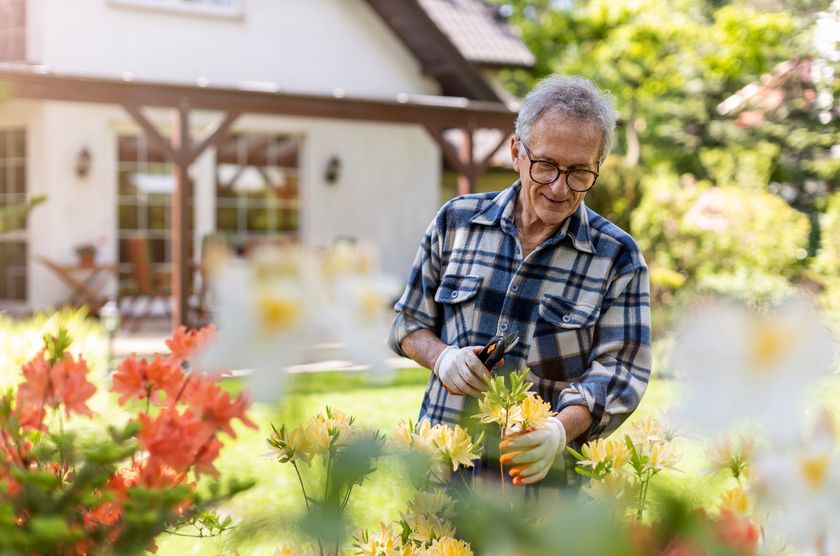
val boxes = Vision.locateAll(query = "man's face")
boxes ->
[511,114,602,230]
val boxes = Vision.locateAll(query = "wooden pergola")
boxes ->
[0,67,516,328]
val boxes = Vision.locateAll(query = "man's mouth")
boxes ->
[541,194,566,205]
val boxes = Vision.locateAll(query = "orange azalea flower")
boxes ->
[15,350,95,430]
[50,354,96,418]
[181,375,256,438]
[715,510,759,555]
[165,324,216,366]
[111,354,184,405]
[193,436,223,477]
[138,408,207,472]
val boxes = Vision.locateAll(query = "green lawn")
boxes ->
[153,369,731,555]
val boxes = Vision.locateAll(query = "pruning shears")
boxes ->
[477,332,520,370]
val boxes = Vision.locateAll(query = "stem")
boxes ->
[291,462,311,514]
[500,410,510,495]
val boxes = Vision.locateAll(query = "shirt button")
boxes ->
[511,283,520,292]
[561,315,572,323]
[499,322,509,332]
[451,291,458,298]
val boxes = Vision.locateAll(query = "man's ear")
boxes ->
[510,136,520,173]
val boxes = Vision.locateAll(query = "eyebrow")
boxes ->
[533,150,594,170]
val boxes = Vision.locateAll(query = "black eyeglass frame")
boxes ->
[518,139,600,192]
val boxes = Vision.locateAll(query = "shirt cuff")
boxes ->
[387,312,433,358]
[557,382,608,443]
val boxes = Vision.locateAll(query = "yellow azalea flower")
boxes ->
[579,437,631,471]
[402,512,456,544]
[353,522,405,556]
[719,485,752,516]
[582,471,632,501]
[406,489,455,520]
[305,415,332,455]
[628,415,667,445]
[418,537,474,556]
[518,393,555,430]
[390,420,415,450]
[267,424,315,464]
[704,436,754,480]
[646,441,680,471]
[433,424,482,472]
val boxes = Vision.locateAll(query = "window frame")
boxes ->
[0,127,28,303]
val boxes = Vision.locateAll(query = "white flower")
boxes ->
[752,417,840,552]
[671,297,838,442]
[196,245,324,402]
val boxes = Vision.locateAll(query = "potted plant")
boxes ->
[74,243,97,267]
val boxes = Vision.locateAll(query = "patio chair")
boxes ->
[122,235,170,331]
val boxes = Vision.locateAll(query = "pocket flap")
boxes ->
[538,294,601,328]
[434,274,482,304]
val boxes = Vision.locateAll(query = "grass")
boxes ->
[153,369,736,555]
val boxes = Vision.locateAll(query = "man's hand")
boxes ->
[433,345,493,397]
[499,417,567,485]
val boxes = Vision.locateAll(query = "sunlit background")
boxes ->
[0,0,839,554]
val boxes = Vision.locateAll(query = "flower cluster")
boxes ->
[0,325,254,555]
[570,414,680,519]
[267,406,362,465]
[390,420,483,484]
[352,490,472,556]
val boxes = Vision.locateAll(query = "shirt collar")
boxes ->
[470,181,595,254]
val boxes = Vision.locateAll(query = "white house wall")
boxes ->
[31,0,440,99]
[5,102,439,310]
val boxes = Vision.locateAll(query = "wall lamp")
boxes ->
[76,147,92,178]
[324,155,341,184]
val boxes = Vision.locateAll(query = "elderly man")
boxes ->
[389,75,651,486]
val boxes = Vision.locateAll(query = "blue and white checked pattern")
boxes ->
[389,182,652,442]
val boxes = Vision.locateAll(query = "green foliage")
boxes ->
[631,171,810,285]
[814,191,840,277]
[0,195,45,233]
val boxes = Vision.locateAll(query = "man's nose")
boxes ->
[549,173,569,194]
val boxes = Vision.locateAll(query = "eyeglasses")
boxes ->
[519,140,599,192]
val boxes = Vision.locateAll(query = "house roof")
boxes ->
[418,0,535,68]
[363,0,533,102]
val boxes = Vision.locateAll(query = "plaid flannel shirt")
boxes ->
[389,182,652,442]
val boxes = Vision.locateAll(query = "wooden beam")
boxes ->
[123,103,177,162]
[425,125,467,175]
[171,101,191,329]
[186,110,241,165]
[475,130,512,177]
[0,69,515,131]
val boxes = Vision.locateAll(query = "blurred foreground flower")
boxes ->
[752,411,840,553]
[198,241,400,403]
[671,297,838,441]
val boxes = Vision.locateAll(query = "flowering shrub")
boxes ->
[0,325,254,554]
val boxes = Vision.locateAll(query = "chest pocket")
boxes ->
[434,274,482,344]
[527,294,601,382]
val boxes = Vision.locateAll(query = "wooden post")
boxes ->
[456,126,475,196]
[171,100,191,329]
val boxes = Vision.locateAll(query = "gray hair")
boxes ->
[515,75,617,163]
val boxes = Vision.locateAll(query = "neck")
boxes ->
[514,195,562,250]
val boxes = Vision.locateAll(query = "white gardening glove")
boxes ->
[433,345,492,397]
[499,416,567,485]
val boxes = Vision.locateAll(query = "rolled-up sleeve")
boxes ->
[388,211,445,357]
[558,265,652,441]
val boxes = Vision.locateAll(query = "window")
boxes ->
[0,128,27,301]
[215,134,300,249]
[0,0,25,62]
[116,135,194,292]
